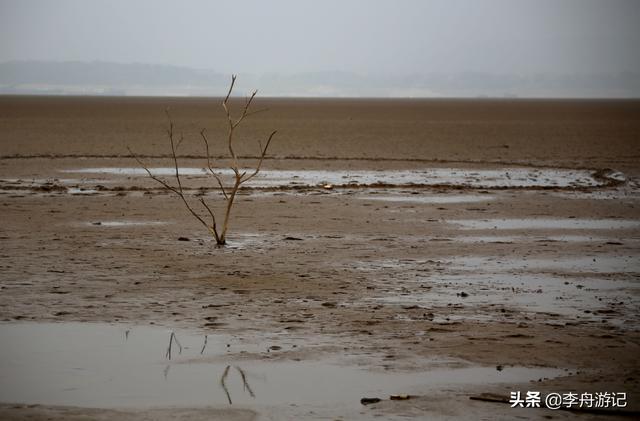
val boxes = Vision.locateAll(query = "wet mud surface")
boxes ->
[0,97,639,420]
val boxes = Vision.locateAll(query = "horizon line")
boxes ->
[2,93,639,101]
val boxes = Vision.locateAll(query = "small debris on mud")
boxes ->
[360,397,382,405]
[390,394,412,400]
[54,311,71,316]
[177,237,190,241]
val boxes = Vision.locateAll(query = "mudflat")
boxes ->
[0,96,639,420]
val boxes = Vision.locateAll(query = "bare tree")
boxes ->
[129,75,276,246]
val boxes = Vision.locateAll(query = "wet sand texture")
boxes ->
[0,97,639,420]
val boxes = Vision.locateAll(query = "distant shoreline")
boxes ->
[1,93,640,101]
[2,61,638,99]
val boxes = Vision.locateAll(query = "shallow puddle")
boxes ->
[0,178,117,197]
[553,190,640,201]
[375,272,639,323]
[84,220,167,227]
[452,235,639,243]
[61,167,614,189]
[68,188,101,195]
[0,323,564,409]
[448,218,640,230]
[355,255,639,325]
[447,255,640,274]
[0,178,100,186]
[357,194,496,204]
[353,255,640,276]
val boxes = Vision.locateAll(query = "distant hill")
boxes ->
[0,61,230,95]
[1,61,638,98]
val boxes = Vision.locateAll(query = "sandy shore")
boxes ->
[0,97,639,419]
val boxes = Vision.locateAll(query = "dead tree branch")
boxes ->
[129,75,276,246]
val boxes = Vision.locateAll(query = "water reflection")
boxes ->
[165,331,182,360]
[0,323,565,408]
[220,365,256,405]
[62,167,615,189]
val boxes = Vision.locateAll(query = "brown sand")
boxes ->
[1,96,639,171]
[0,97,639,420]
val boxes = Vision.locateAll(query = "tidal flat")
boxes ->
[1,97,639,419]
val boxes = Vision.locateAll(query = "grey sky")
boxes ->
[0,0,639,97]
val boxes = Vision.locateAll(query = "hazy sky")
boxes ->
[1,0,639,77]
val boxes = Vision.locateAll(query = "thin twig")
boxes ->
[200,129,229,199]
[173,332,182,354]
[236,90,258,125]
[198,197,219,243]
[242,130,277,184]
[127,147,177,193]
[243,107,269,118]
[235,366,255,398]
[220,365,232,404]
[129,117,216,236]
[165,331,182,360]
[165,332,173,360]
[200,335,208,355]
[222,86,240,173]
